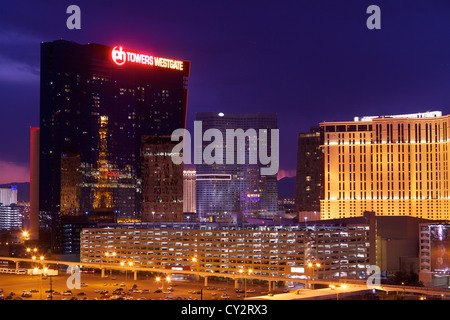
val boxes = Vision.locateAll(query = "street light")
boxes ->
[155,275,171,299]
[21,231,30,243]
[105,252,116,281]
[192,256,203,300]
[329,284,347,300]
[239,268,253,298]
[307,262,321,289]
[121,260,133,291]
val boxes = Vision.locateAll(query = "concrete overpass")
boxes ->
[2,256,450,298]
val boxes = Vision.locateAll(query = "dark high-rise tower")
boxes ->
[39,40,189,252]
[195,112,278,222]
[295,127,323,213]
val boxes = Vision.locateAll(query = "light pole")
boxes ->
[121,260,133,292]
[156,275,171,299]
[329,284,346,300]
[239,268,253,298]
[307,262,321,289]
[105,252,116,281]
[30,253,45,300]
[192,256,202,299]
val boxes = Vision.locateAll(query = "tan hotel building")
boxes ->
[320,111,449,220]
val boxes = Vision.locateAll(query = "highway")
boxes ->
[2,256,450,299]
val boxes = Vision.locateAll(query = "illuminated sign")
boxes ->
[112,46,184,71]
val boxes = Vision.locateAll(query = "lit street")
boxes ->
[0,272,292,301]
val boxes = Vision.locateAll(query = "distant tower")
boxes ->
[183,170,196,213]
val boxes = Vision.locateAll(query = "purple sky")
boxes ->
[0,0,449,184]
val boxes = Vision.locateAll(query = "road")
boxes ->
[0,271,292,301]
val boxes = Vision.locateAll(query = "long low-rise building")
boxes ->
[80,219,374,281]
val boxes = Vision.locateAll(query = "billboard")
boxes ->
[430,225,450,273]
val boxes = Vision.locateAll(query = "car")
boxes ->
[154,289,162,293]
[21,292,32,298]
[282,289,289,293]
[120,282,126,287]
[70,297,78,300]
[77,292,86,296]
[141,289,149,293]
[100,290,109,294]
[103,282,108,286]
[0,289,3,293]
[80,283,88,287]
[62,291,72,296]
[30,289,38,293]
[94,289,101,293]
[246,289,255,293]
[113,283,119,286]
[100,294,111,299]
[14,297,23,300]
[220,294,229,300]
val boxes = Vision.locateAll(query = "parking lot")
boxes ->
[0,271,292,300]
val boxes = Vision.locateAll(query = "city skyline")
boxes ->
[1,0,450,184]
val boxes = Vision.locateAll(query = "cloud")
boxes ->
[0,54,39,83]
[0,160,29,184]
[277,169,296,180]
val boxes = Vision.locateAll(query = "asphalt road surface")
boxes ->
[0,271,292,300]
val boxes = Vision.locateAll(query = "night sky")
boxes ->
[0,0,449,184]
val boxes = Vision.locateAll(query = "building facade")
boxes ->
[141,135,183,222]
[195,112,278,222]
[320,111,449,220]
[183,170,196,214]
[419,222,450,288]
[39,40,189,251]
[0,187,18,206]
[0,205,22,230]
[80,220,372,281]
[295,127,323,213]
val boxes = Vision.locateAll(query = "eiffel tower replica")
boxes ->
[92,115,116,221]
